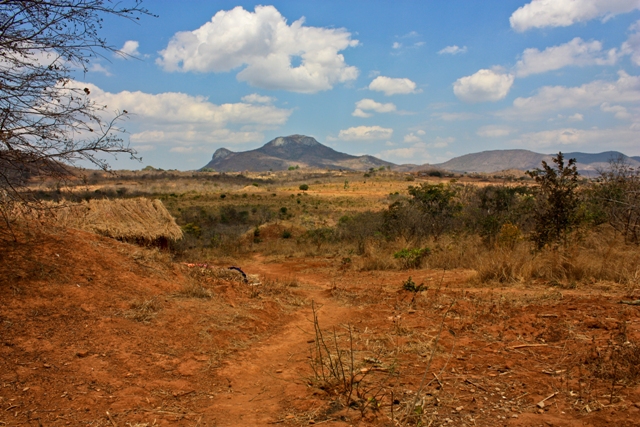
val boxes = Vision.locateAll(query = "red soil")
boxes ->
[1,227,639,426]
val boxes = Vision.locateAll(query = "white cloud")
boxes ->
[601,102,633,119]
[116,40,141,58]
[352,98,397,117]
[378,142,432,164]
[404,133,422,143]
[338,126,393,141]
[392,42,402,49]
[241,93,275,104]
[132,144,155,152]
[453,69,515,103]
[510,127,640,150]
[438,45,467,55]
[403,129,427,144]
[622,20,640,65]
[502,71,640,119]
[78,82,292,148]
[476,125,513,137]
[369,76,420,95]
[431,136,454,148]
[157,5,359,93]
[89,63,112,76]
[568,113,584,121]
[432,112,482,121]
[510,0,640,32]
[515,38,618,77]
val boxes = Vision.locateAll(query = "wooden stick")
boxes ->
[536,392,557,408]
[106,411,118,427]
[510,343,548,350]
[464,378,488,392]
[432,372,444,388]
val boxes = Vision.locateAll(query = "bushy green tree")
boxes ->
[526,152,581,249]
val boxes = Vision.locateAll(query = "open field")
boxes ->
[1,168,639,426]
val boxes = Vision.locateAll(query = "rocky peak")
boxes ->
[212,148,234,160]
[268,135,320,147]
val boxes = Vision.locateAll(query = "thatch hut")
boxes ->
[53,198,183,247]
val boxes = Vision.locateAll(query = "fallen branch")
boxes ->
[510,343,548,350]
[536,392,557,408]
[464,378,488,392]
[620,300,640,306]
[106,411,117,427]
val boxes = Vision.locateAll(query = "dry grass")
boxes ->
[124,297,162,323]
[51,198,183,244]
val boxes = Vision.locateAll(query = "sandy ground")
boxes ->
[1,227,640,426]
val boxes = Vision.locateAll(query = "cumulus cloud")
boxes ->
[378,143,431,163]
[156,5,359,93]
[501,71,640,119]
[476,125,513,137]
[89,63,112,76]
[78,82,292,148]
[568,113,585,121]
[116,40,141,58]
[403,131,424,143]
[515,38,618,77]
[438,45,467,55]
[431,136,454,148]
[601,102,633,119]
[510,0,640,32]
[432,112,482,121]
[338,126,393,141]
[241,93,275,104]
[392,42,402,49]
[622,20,640,65]
[352,98,397,117]
[453,69,515,103]
[369,76,420,95]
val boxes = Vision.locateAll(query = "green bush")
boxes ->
[526,152,581,249]
[393,247,430,269]
[299,184,309,191]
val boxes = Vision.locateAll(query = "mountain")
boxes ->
[201,135,394,172]
[201,137,638,175]
[429,149,640,175]
[433,150,548,173]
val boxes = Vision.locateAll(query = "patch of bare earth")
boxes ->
[2,228,640,426]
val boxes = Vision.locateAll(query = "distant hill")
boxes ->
[201,135,394,172]
[200,137,639,175]
[427,149,640,175]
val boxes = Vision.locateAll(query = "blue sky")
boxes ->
[78,0,640,170]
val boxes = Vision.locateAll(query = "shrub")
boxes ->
[393,247,430,269]
[299,184,309,191]
[526,152,581,249]
[402,276,427,293]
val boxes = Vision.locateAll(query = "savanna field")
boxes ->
[1,161,639,427]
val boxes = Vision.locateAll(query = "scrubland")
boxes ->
[1,160,639,426]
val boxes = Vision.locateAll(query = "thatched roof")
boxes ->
[53,198,183,243]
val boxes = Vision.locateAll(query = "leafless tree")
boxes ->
[0,0,152,229]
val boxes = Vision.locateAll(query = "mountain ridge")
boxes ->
[200,135,640,174]
[201,134,394,172]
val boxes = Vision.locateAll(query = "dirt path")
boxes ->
[201,259,354,426]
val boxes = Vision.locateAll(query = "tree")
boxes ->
[0,0,152,226]
[591,156,640,244]
[526,152,581,249]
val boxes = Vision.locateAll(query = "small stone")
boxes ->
[76,350,89,358]
[275,369,283,373]
[285,415,295,419]
[456,406,464,412]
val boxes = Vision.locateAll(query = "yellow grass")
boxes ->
[52,198,183,243]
